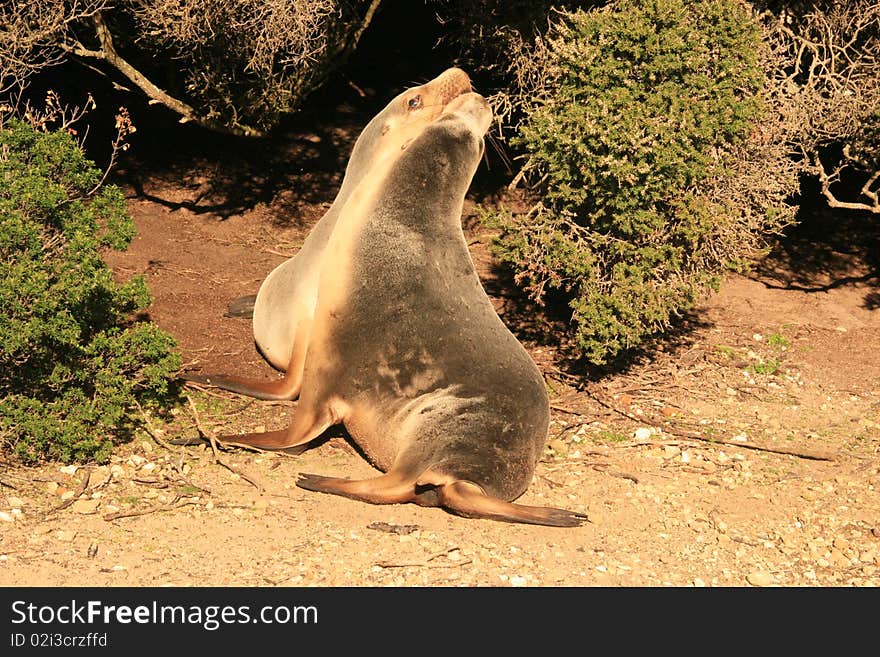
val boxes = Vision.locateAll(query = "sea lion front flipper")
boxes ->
[437,480,590,528]
[183,372,300,401]
[216,402,339,451]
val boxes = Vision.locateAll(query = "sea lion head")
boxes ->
[435,91,493,148]
[341,68,474,189]
[361,91,493,234]
[401,90,493,180]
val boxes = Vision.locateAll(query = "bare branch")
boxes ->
[89,13,183,120]
[87,106,136,196]
[813,150,880,214]
[0,1,111,91]
[4,1,379,135]
[764,1,880,215]
[124,0,380,133]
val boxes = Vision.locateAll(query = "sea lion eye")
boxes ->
[407,95,422,110]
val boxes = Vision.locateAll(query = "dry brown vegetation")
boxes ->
[1,0,381,135]
[762,0,880,214]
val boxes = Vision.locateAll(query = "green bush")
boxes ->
[481,0,795,364]
[0,118,181,464]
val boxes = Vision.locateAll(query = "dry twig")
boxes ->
[659,426,838,461]
[185,394,264,491]
[262,248,297,258]
[136,401,177,452]
[45,468,91,517]
[103,495,199,521]
[374,547,471,570]
[576,382,838,461]
[550,403,587,416]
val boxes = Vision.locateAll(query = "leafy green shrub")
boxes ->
[481,0,796,364]
[0,118,181,464]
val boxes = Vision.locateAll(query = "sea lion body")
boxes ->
[187,78,586,527]
[254,68,473,378]
[190,68,474,399]
[300,95,549,502]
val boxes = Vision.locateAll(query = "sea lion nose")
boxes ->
[437,67,472,104]
[443,67,471,87]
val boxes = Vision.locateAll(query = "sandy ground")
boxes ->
[1,92,878,588]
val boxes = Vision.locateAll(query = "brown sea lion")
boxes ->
[188,78,586,527]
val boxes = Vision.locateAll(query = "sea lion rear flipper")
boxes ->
[296,468,589,527]
[437,480,590,528]
[296,471,418,504]
[182,348,305,401]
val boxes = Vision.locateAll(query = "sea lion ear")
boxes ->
[381,123,391,136]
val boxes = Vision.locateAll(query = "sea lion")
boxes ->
[185,68,474,401]
[188,83,587,527]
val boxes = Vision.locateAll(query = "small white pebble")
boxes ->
[746,571,776,586]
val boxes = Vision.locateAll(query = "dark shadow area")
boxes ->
[752,173,880,309]
[110,77,373,225]
[482,262,574,348]
[11,1,518,229]
[14,58,361,225]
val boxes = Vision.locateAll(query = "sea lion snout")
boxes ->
[434,67,473,107]
[442,92,493,136]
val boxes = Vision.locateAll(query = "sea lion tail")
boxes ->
[225,294,257,318]
[432,479,589,528]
